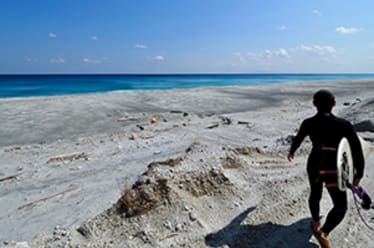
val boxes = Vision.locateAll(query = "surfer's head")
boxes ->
[313,90,336,113]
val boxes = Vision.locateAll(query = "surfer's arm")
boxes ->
[288,120,308,160]
[346,125,365,180]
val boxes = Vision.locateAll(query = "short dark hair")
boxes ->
[313,90,335,113]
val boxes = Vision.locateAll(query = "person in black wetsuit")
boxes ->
[287,90,364,248]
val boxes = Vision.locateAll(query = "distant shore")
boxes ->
[2,74,374,98]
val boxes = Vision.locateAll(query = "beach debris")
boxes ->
[117,117,139,122]
[153,150,162,155]
[46,152,89,164]
[205,112,216,117]
[250,183,257,189]
[353,120,374,132]
[237,121,250,125]
[175,223,183,231]
[237,121,253,128]
[185,141,204,153]
[136,124,145,130]
[221,155,242,169]
[276,135,295,145]
[189,211,197,221]
[53,226,68,237]
[219,116,232,125]
[134,230,153,244]
[130,133,138,140]
[235,146,264,155]
[170,110,183,114]
[14,241,30,248]
[148,157,183,169]
[151,116,157,124]
[163,221,173,230]
[183,112,190,117]
[76,225,92,237]
[183,204,190,211]
[18,186,80,210]
[159,233,178,241]
[0,173,22,183]
[116,177,170,217]
[140,134,157,140]
[4,146,21,152]
[351,98,362,106]
[343,102,351,106]
[206,123,219,129]
[197,219,207,229]
[158,157,183,166]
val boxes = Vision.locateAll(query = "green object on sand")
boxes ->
[183,112,190,117]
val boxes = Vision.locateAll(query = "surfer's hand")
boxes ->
[287,153,294,162]
[353,178,361,186]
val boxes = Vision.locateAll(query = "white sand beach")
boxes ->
[1,80,374,248]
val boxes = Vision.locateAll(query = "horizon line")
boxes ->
[2,72,374,76]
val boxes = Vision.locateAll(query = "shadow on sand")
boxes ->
[205,207,319,248]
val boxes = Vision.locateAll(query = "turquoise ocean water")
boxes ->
[0,74,374,98]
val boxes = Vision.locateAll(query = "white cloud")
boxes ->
[50,58,66,64]
[83,58,102,64]
[149,55,164,61]
[247,48,290,60]
[275,48,289,58]
[135,44,148,49]
[24,56,38,62]
[313,9,322,16]
[336,26,362,34]
[49,33,57,38]
[254,45,337,57]
[296,45,337,55]
[247,45,336,64]
[263,49,289,58]
[278,25,287,30]
[264,50,273,59]
[232,52,245,62]
[91,36,98,41]
[247,52,260,58]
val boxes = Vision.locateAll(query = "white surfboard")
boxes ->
[337,136,372,191]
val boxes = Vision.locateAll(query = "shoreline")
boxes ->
[1,79,374,147]
[1,80,374,247]
[1,78,374,102]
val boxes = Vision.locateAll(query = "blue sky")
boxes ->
[1,0,374,73]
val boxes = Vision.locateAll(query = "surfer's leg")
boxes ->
[309,179,323,222]
[321,187,347,234]
[307,154,324,222]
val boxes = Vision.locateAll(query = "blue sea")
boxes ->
[1,74,374,98]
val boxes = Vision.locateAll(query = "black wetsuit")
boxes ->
[289,112,364,234]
